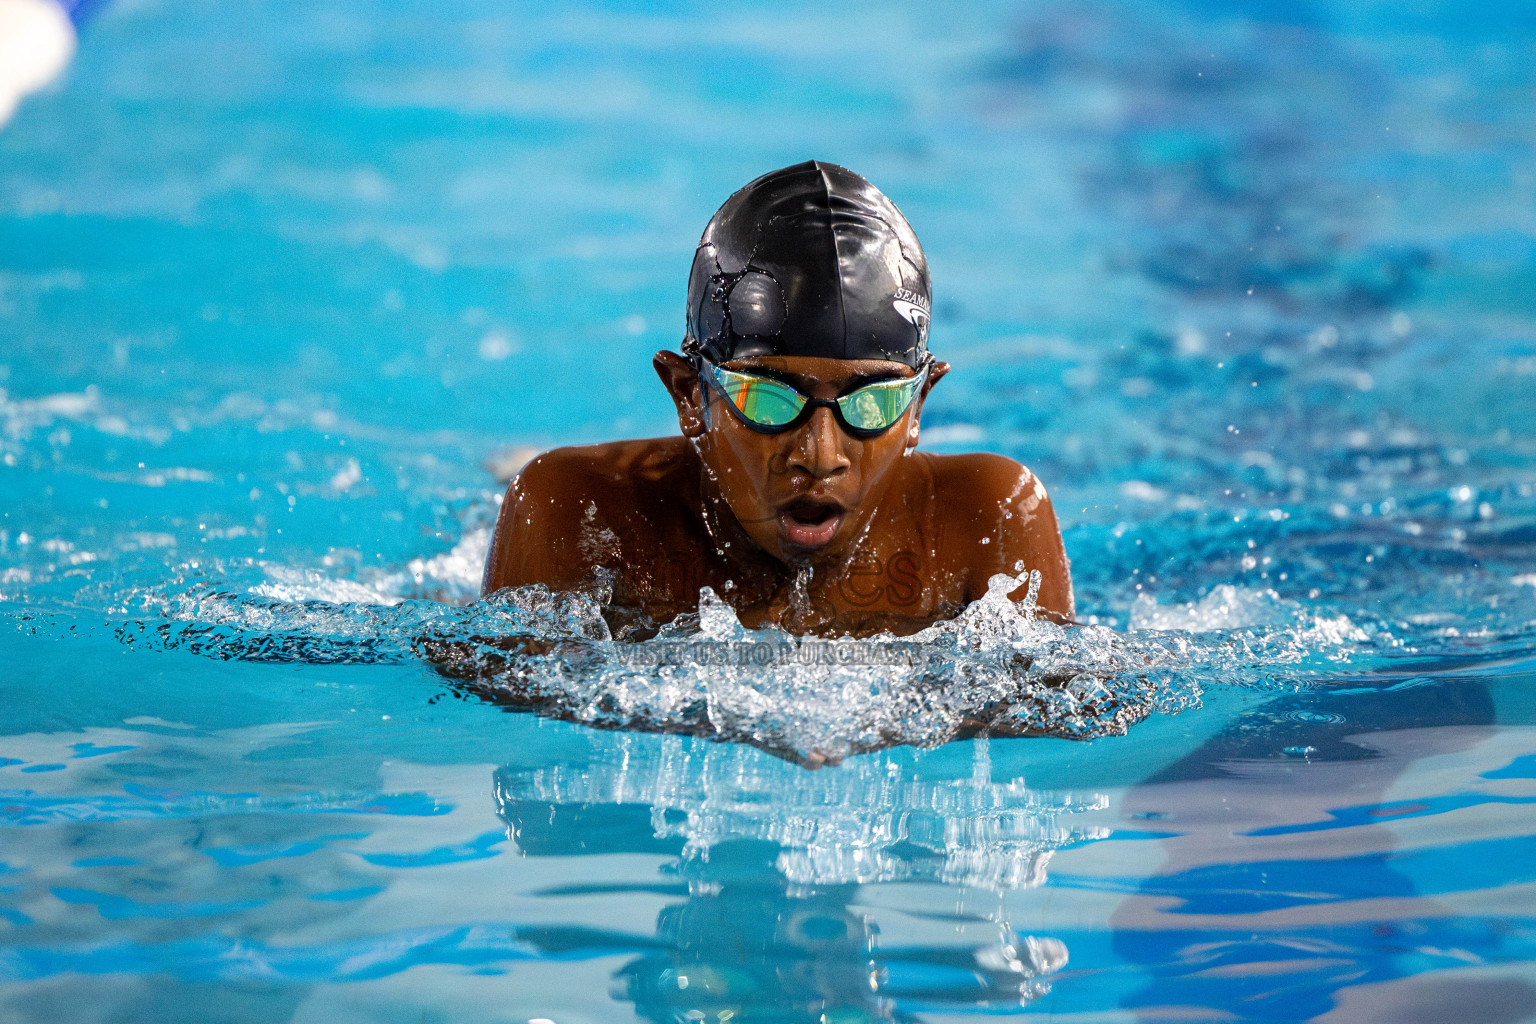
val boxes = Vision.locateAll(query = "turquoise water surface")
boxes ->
[3,0,1536,1020]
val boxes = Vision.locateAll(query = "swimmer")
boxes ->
[483,161,1072,638]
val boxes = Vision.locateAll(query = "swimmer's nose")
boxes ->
[787,406,851,479]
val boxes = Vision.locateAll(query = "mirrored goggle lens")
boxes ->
[836,375,922,431]
[710,367,806,427]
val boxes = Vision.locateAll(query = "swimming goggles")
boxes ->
[701,358,930,438]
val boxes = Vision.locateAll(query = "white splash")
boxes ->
[109,564,1390,763]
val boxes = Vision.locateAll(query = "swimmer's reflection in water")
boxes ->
[501,805,900,1022]
[482,161,1073,639]
[494,764,1068,1022]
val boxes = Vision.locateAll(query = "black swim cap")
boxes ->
[683,161,932,368]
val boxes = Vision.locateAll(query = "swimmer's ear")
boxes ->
[906,360,950,449]
[654,350,708,438]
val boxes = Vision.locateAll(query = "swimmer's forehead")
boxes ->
[721,354,916,390]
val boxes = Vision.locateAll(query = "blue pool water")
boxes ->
[3,0,1536,1019]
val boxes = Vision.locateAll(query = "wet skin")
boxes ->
[482,351,1073,638]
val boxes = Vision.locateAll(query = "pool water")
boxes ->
[3,0,1536,1020]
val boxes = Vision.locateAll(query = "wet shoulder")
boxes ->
[512,436,696,508]
[486,437,697,595]
[918,451,1045,520]
[914,451,1071,617]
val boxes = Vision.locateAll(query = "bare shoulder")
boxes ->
[513,436,694,492]
[915,452,1073,619]
[923,451,1048,508]
[483,437,695,595]
[921,451,1057,551]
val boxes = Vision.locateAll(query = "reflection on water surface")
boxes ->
[498,737,1086,1020]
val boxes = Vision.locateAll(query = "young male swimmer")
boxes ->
[483,161,1073,638]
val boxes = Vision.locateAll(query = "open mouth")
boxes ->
[778,498,846,549]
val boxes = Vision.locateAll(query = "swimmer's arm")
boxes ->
[960,457,1075,622]
[481,452,604,596]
